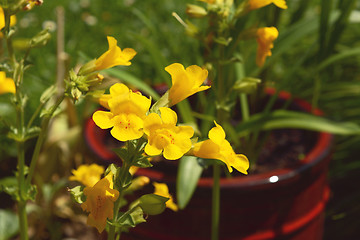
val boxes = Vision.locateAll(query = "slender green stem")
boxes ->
[5,9,29,238]
[25,94,65,186]
[107,214,116,240]
[211,164,220,240]
[18,201,28,240]
[240,93,250,121]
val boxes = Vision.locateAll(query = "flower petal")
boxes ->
[159,107,177,125]
[93,111,114,129]
[145,142,163,156]
[110,114,144,141]
[208,121,226,145]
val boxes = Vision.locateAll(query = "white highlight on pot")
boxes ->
[269,175,279,183]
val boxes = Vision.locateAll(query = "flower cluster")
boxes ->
[91,36,248,171]
[69,36,249,234]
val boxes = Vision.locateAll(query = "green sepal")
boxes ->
[150,91,170,112]
[138,194,169,215]
[68,185,86,204]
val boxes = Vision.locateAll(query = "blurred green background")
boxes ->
[1,0,360,239]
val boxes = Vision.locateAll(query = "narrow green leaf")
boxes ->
[105,68,160,100]
[236,110,360,135]
[317,47,360,71]
[176,156,203,209]
[133,156,153,168]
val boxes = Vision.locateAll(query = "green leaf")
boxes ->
[69,186,86,204]
[112,147,128,162]
[0,209,19,240]
[25,184,37,202]
[105,163,119,177]
[119,170,132,189]
[176,156,203,209]
[317,47,360,72]
[105,68,160,101]
[113,206,146,228]
[0,177,19,200]
[132,156,153,168]
[236,110,360,135]
[138,194,169,215]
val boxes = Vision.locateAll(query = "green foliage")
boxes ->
[0,209,19,240]
[69,185,86,204]
[176,156,203,209]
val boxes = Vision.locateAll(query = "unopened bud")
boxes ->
[186,4,208,18]
[139,194,169,215]
[29,29,51,48]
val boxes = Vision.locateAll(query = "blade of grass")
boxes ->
[235,110,360,135]
[105,68,160,100]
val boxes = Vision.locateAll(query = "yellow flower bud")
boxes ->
[186,4,208,18]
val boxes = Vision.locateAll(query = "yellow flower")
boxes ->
[153,182,178,212]
[0,71,15,94]
[69,164,105,187]
[93,83,151,142]
[192,121,249,174]
[95,36,137,70]
[0,7,16,32]
[256,27,279,67]
[248,0,287,10]
[144,107,194,160]
[81,173,119,233]
[165,63,210,106]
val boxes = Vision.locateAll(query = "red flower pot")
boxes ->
[85,89,333,240]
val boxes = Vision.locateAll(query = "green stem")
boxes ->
[25,94,65,186]
[108,139,145,240]
[211,163,220,240]
[18,201,28,240]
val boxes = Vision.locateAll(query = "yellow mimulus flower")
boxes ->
[81,173,119,233]
[0,71,15,94]
[69,164,105,187]
[0,7,16,31]
[256,27,279,67]
[248,0,287,10]
[95,36,137,71]
[93,83,151,142]
[144,107,194,160]
[165,63,210,106]
[192,121,249,174]
[153,182,178,212]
